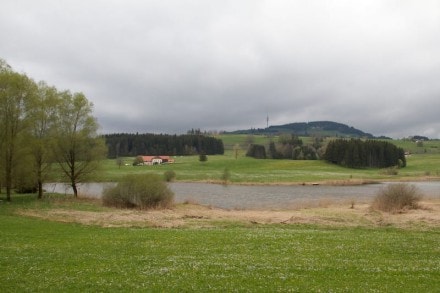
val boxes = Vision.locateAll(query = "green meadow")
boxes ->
[1,196,439,292]
[91,135,440,184]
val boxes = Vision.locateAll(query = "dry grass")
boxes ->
[17,198,440,230]
[371,183,423,213]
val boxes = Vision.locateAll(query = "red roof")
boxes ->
[140,156,173,162]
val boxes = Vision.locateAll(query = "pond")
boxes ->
[43,181,440,210]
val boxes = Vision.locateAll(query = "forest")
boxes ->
[324,139,406,169]
[104,133,224,158]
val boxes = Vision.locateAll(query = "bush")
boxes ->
[371,183,422,213]
[199,153,208,162]
[102,174,174,209]
[221,168,231,185]
[132,156,144,166]
[380,167,399,175]
[164,170,176,182]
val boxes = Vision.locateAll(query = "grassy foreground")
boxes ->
[1,195,440,292]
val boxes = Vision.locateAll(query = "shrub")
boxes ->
[132,156,144,166]
[221,168,231,185]
[199,153,208,162]
[164,170,176,182]
[102,174,174,209]
[380,167,399,175]
[371,183,422,213]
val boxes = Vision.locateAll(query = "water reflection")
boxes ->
[44,181,440,210]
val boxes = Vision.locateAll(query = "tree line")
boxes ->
[247,134,323,160]
[246,135,406,169]
[104,133,224,158]
[324,139,406,169]
[0,59,106,200]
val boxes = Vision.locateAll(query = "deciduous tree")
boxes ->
[0,62,35,201]
[52,91,106,197]
[27,81,61,198]
[233,143,241,159]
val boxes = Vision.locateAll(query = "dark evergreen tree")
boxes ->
[324,139,406,169]
[104,133,224,158]
[246,144,266,159]
[268,141,279,159]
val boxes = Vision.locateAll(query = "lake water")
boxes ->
[43,181,440,210]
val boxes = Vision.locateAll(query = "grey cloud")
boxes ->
[1,0,439,138]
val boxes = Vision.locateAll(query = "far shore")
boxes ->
[171,176,440,186]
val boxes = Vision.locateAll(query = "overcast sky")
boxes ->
[1,1,439,138]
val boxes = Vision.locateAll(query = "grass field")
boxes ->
[1,195,440,292]
[36,134,439,185]
[91,152,440,185]
[79,135,440,184]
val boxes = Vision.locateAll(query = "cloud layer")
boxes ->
[1,0,440,137]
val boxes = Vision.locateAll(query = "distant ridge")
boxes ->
[229,121,374,138]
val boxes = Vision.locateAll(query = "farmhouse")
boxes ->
[139,156,174,165]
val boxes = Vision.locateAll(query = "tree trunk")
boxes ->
[72,182,78,198]
[37,180,43,199]
[6,186,11,202]
[5,165,12,201]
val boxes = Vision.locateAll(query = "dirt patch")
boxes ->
[16,198,440,229]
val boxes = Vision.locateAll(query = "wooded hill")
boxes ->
[229,121,375,138]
